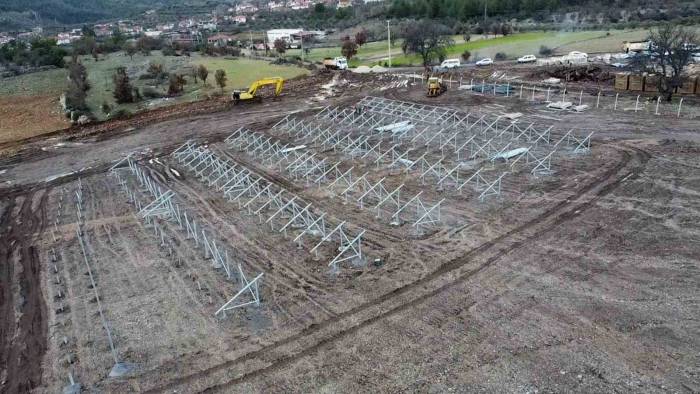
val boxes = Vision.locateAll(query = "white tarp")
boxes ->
[375,121,412,133]
[492,147,529,161]
[280,145,307,153]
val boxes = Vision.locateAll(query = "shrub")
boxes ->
[461,50,471,61]
[167,73,187,95]
[494,52,507,61]
[112,67,134,103]
[539,45,554,56]
[141,86,165,99]
[162,46,177,56]
[109,109,132,120]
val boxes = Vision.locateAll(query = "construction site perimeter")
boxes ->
[1,70,699,393]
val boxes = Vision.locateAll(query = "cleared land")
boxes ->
[0,69,698,393]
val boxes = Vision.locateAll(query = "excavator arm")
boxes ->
[247,77,285,97]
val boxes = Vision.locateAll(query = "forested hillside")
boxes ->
[1,0,699,31]
[387,0,700,23]
[0,0,221,30]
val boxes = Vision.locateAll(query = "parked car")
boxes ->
[567,51,588,58]
[476,58,493,66]
[432,58,461,73]
[517,54,537,63]
[562,51,588,65]
[440,59,461,69]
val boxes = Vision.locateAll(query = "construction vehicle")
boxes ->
[426,76,446,97]
[323,57,348,70]
[232,77,285,104]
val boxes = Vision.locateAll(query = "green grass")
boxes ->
[282,33,492,65]
[0,51,309,121]
[388,31,609,66]
[193,56,310,90]
[73,51,308,120]
[286,27,668,67]
[0,68,68,96]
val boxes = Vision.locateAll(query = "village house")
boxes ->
[236,3,259,14]
[206,33,234,47]
[144,30,163,38]
[94,24,113,37]
[0,34,15,45]
[56,32,81,45]
[163,31,202,46]
[268,1,286,10]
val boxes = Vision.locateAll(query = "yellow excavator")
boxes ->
[232,77,285,104]
[426,76,446,97]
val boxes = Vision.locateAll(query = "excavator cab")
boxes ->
[232,77,285,104]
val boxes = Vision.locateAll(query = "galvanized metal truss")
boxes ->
[73,179,131,377]
[263,109,506,204]
[309,221,365,270]
[356,96,592,159]
[172,142,366,270]
[111,154,265,317]
[215,266,263,317]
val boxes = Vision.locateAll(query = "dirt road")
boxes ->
[0,191,49,392]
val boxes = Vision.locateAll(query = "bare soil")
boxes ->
[0,95,69,144]
[0,71,698,394]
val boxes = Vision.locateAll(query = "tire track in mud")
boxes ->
[139,144,648,393]
[0,191,49,393]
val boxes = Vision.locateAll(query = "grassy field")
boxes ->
[0,52,309,142]
[0,68,68,96]
[76,52,309,119]
[283,34,490,65]
[287,28,656,67]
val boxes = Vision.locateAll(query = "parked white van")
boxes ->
[440,59,461,69]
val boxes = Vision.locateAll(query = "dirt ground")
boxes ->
[0,71,698,393]
[0,95,69,144]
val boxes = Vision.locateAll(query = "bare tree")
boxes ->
[647,24,698,101]
[401,20,454,66]
[273,39,287,55]
[168,73,187,95]
[355,29,368,47]
[123,43,137,60]
[341,40,358,60]
[112,67,134,103]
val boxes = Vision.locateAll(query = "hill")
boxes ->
[0,0,222,31]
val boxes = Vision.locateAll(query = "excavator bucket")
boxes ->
[232,77,285,104]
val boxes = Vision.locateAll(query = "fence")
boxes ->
[402,73,699,119]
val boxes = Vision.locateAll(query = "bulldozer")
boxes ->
[426,76,446,97]
[232,77,285,104]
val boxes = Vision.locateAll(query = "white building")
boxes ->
[267,28,302,44]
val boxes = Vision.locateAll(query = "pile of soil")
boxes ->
[529,65,615,83]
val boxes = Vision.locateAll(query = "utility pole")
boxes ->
[249,30,253,52]
[387,20,391,68]
[301,32,304,63]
